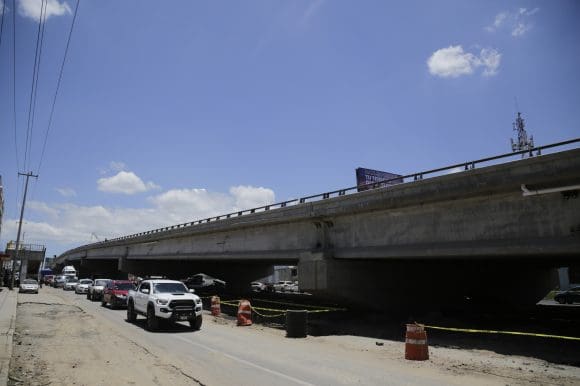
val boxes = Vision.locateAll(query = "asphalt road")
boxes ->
[10,287,580,386]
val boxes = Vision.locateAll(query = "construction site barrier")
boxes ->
[423,324,580,341]
[286,310,308,338]
[405,323,429,361]
[211,296,220,316]
[237,299,252,326]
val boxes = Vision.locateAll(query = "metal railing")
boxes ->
[6,241,46,252]
[67,138,580,253]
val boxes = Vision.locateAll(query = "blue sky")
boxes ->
[1,0,579,257]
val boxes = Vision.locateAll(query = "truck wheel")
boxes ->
[190,315,202,331]
[127,302,137,323]
[146,306,159,331]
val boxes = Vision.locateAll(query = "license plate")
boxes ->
[178,315,189,321]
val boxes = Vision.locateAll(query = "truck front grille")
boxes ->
[169,300,195,311]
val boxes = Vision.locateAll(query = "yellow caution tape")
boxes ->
[252,298,347,312]
[251,308,287,318]
[423,324,580,341]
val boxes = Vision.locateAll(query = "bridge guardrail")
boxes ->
[64,138,580,253]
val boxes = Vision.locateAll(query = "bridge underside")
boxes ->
[57,148,580,312]
[66,254,570,312]
[299,256,567,311]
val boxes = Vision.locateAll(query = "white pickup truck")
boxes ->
[127,279,203,331]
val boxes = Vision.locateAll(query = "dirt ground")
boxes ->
[8,290,580,386]
[8,299,202,386]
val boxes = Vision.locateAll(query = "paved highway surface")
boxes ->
[8,287,580,386]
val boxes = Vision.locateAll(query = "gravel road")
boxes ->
[8,287,580,385]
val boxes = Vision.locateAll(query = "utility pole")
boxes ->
[9,172,38,290]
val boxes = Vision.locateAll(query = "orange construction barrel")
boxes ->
[211,296,221,316]
[237,299,252,326]
[405,323,429,360]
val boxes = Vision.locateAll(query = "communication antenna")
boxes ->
[510,111,535,157]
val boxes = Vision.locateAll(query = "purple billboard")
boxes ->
[356,168,403,192]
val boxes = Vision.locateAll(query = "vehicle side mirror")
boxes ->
[189,289,195,294]
[142,288,149,294]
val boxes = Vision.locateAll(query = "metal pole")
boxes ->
[9,172,38,290]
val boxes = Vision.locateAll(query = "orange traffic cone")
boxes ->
[237,299,252,326]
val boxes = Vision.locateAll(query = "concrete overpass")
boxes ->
[56,141,580,310]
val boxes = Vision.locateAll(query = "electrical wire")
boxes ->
[37,0,80,175]
[12,0,20,173]
[0,0,6,47]
[28,0,49,171]
[24,0,47,172]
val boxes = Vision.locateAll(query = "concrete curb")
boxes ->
[0,289,18,386]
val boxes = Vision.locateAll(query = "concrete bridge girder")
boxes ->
[55,149,580,309]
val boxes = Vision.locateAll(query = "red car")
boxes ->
[101,280,135,308]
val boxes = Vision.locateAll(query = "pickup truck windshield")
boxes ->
[154,283,188,294]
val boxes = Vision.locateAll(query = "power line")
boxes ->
[37,0,81,174]
[12,0,20,173]
[24,0,47,172]
[0,0,5,47]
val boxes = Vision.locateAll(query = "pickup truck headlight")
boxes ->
[156,299,169,305]
[195,298,202,304]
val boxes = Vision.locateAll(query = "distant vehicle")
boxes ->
[251,281,266,292]
[62,265,77,277]
[19,279,39,294]
[75,279,94,294]
[273,281,294,292]
[63,277,79,290]
[88,279,111,301]
[43,275,55,286]
[554,286,580,304]
[101,280,134,308]
[282,281,299,293]
[181,273,226,295]
[53,275,68,288]
[127,279,203,331]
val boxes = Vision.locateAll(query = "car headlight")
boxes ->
[156,299,168,305]
[195,298,202,304]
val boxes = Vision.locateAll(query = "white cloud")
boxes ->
[97,171,160,195]
[427,45,501,78]
[511,22,531,37]
[109,161,127,172]
[479,48,501,76]
[55,187,76,197]
[2,185,277,252]
[18,0,71,21]
[486,8,539,37]
[230,185,275,210]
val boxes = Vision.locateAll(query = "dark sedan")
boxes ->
[554,286,580,304]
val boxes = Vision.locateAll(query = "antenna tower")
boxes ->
[510,112,535,157]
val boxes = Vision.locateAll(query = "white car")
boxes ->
[88,279,111,301]
[251,281,266,292]
[63,277,79,291]
[75,279,94,294]
[273,281,294,292]
[282,281,299,293]
[19,279,39,294]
